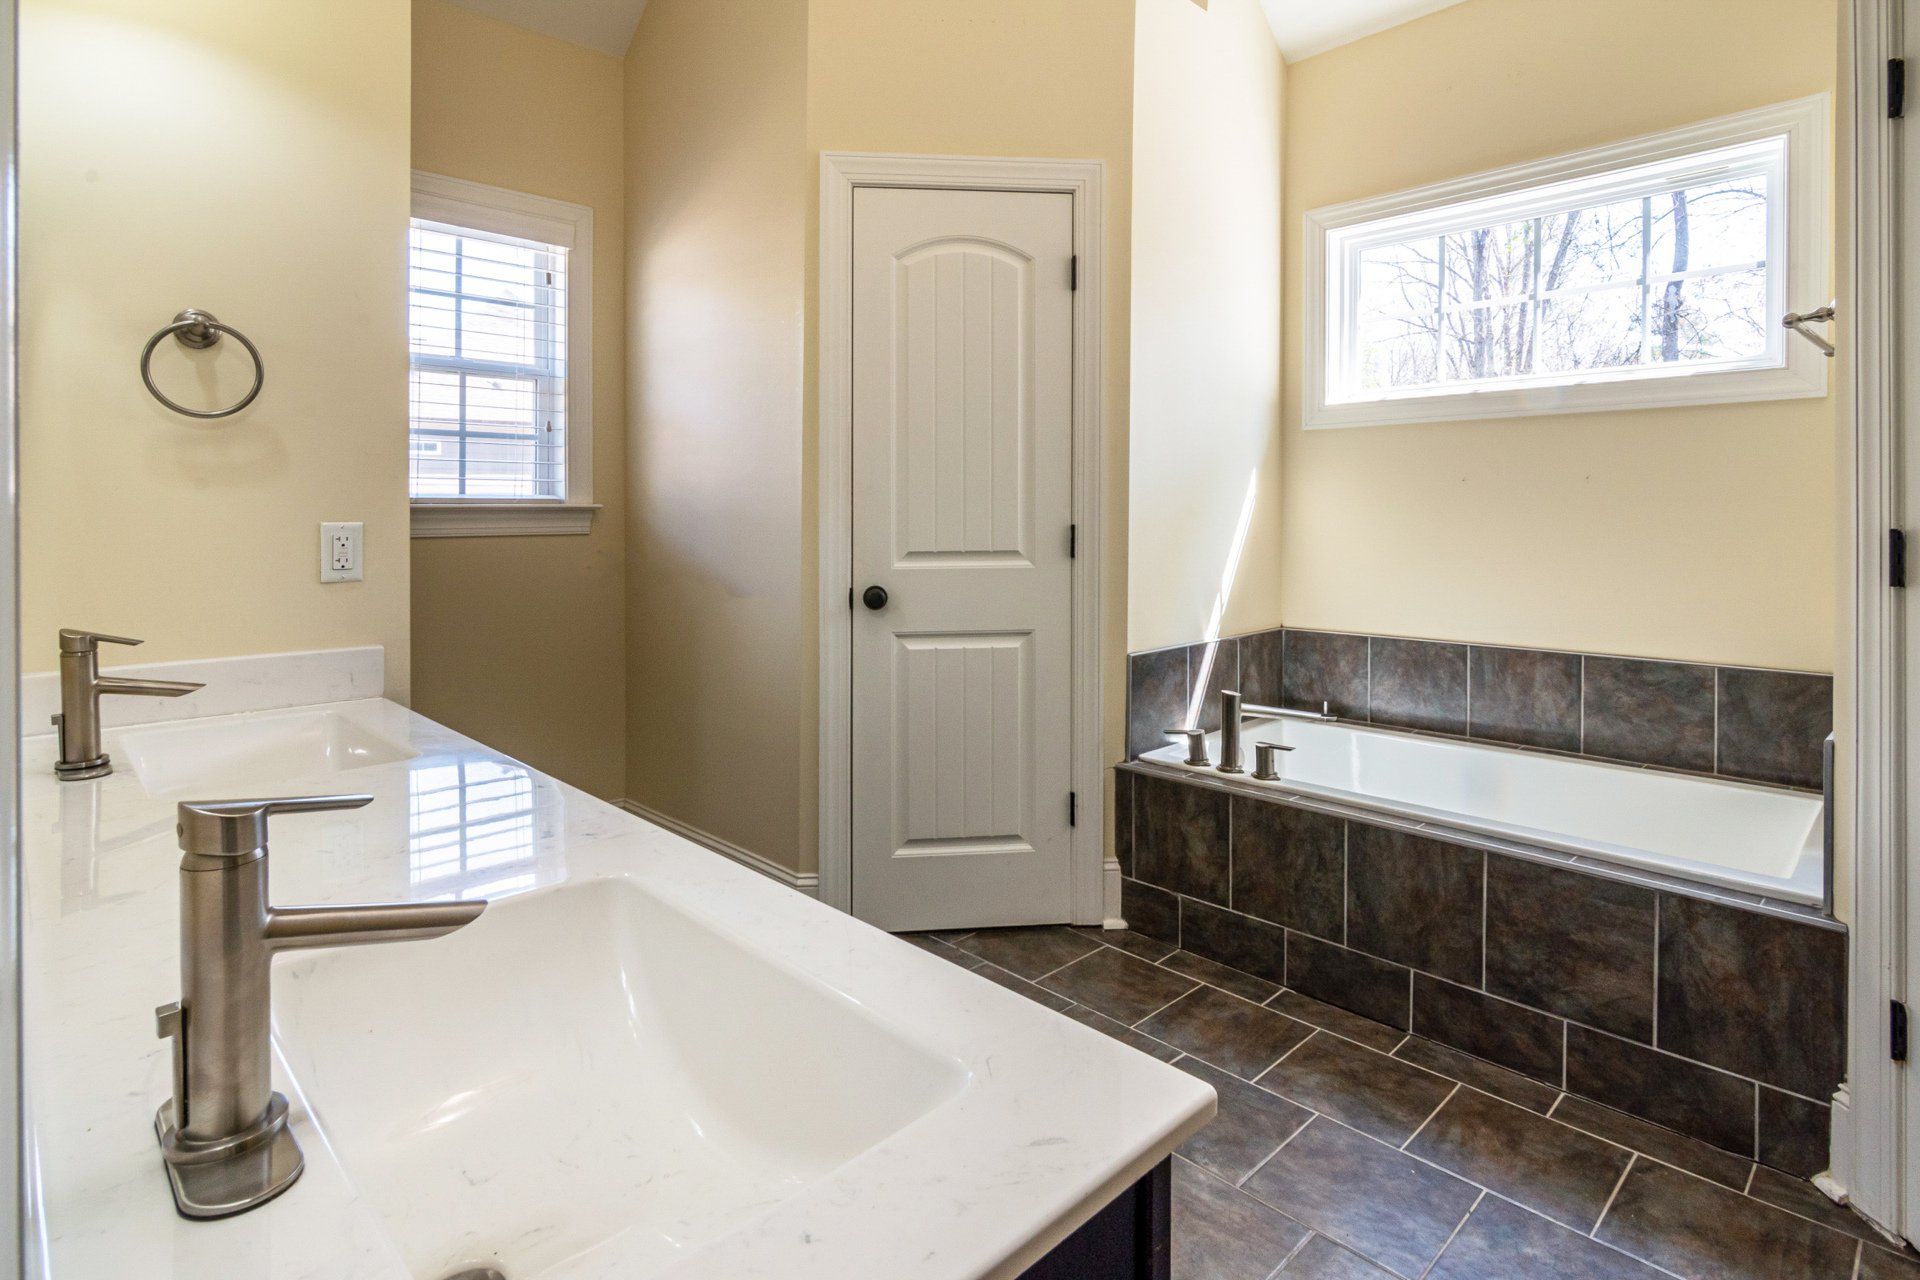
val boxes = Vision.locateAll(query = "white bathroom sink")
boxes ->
[271,877,968,1280]
[118,708,417,798]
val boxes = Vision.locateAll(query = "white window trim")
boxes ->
[1304,95,1831,430]
[408,171,597,537]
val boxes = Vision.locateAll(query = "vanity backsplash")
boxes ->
[1128,627,1833,792]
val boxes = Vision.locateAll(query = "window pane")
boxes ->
[1354,238,1439,390]
[1539,198,1642,292]
[1649,177,1769,276]
[1442,221,1532,308]
[1649,266,1768,364]
[1538,285,1644,372]
[1443,303,1531,381]
[458,297,536,365]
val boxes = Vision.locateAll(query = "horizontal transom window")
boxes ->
[1305,96,1829,429]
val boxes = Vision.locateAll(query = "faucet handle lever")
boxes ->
[177,794,375,858]
[58,628,142,653]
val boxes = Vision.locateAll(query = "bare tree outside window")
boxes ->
[1352,176,1768,394]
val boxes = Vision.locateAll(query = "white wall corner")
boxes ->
[615,799,820,897]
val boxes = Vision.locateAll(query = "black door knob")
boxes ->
[862,585,889,610]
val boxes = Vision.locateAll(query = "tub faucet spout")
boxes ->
[1219,690,1245,773]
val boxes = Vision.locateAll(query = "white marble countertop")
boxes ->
[22,696,1212,1279]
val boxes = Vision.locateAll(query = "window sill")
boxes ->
[410,502,600,538]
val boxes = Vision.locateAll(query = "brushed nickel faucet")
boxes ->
[53,629,203,779]
[154,795,486,1219]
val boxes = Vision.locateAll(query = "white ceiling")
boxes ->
[1258,0,1469,62]
[442,0,649,57]
[445,0,1466,70]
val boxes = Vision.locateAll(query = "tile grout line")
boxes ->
[1125,982,1204,1031]
[1743,1162,1757,1195]
[1236,1110,1315,1190]
[1589,1153,1636,1239]
[1418,1189,1486,1280]
[1400,1082,1461,1151]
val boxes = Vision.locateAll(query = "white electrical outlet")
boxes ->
[320,522,363,583]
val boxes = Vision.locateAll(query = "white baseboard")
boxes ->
[615,799,820,897]
[1103,856,1123,927]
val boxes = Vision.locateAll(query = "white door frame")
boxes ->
[817,152,1108,925]
[1847,0,1906,1238]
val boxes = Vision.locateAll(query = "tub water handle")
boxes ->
[1165,728,1209,767]
[1253,741,1295,782]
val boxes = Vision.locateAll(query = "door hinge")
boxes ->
[1893,58,1907,119]
[1069,523,1077,559]
[1894,999,1909,1062]
[1070,255,1079,291]
[1893,529,1907,589]
[1068,791,1077,827]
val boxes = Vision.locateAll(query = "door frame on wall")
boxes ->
[816,152,1109,925]
[1848,0,1909,1242]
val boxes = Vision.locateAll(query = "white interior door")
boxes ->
[849,185,1076,932]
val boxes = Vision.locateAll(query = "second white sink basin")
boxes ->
[119,708,417,798]
[272,877,968,1279]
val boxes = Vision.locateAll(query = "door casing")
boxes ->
[817,152,1109,925]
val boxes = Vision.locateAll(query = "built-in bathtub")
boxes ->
[1139,713,1826,907]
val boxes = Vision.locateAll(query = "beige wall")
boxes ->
[410,0,628,797]
[20,0,413,692]
[1280,0,1840,673]
[1129,0,1285,654]
[623,0,812,864]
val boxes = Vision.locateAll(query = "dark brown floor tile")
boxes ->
[1073,924,1179,964]
[1061,1003,1181,1062]
[1582,656,1716,773]
[1130,645,1190,760]
[1172,1156,1311,1280]
[1412,974,1564,1085]
[1485,855,1655,1041]
[1162,948,1282,1003]
[972,961,1074,1011]
[1240,628,1285,708]
[1716,667,1832,790]
[1408,1087,1632,1231]
[1469,646,1582,753]
[928,928,978,944]
[1282,631,1369,720]
[1140,986,1313,1079]
[1232,796,1345,940]
[1280,1234,1395,1278]
[1269,990,1405,1054]
[951,925,1100,981]
[900,932,985,968]
[1428,1196,1668,1280]
[1040,946,1198,1025]
[1244,1117,1479,1278]
[1368,636,1469,735]
[1184,899,1288,986]
[1757,1086,1831,1179]
[1346,824,1484,985]
[1136,774,1232,905]
[1596,1159,1858,1280]
[1257,1032,1454,1145]
[1550,1094,1751,1190]
[1862,1246,1920,1278]
[1748,1164,1887,1246]
[1657,894,1846,1101]
[1565,1024,1755,1157]
[1393,1036,1560,1114]
[1175,1057,1313,1185]
[1123,876,1181,945]
[1288,933,1410,1031]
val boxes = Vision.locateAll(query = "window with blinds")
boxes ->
[408,219,569,500]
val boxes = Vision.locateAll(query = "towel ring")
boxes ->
[139,309,265,419]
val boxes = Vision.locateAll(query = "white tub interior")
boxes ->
[1139,717,1825,905]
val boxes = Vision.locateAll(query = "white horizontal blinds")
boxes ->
[408,218,569,500]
